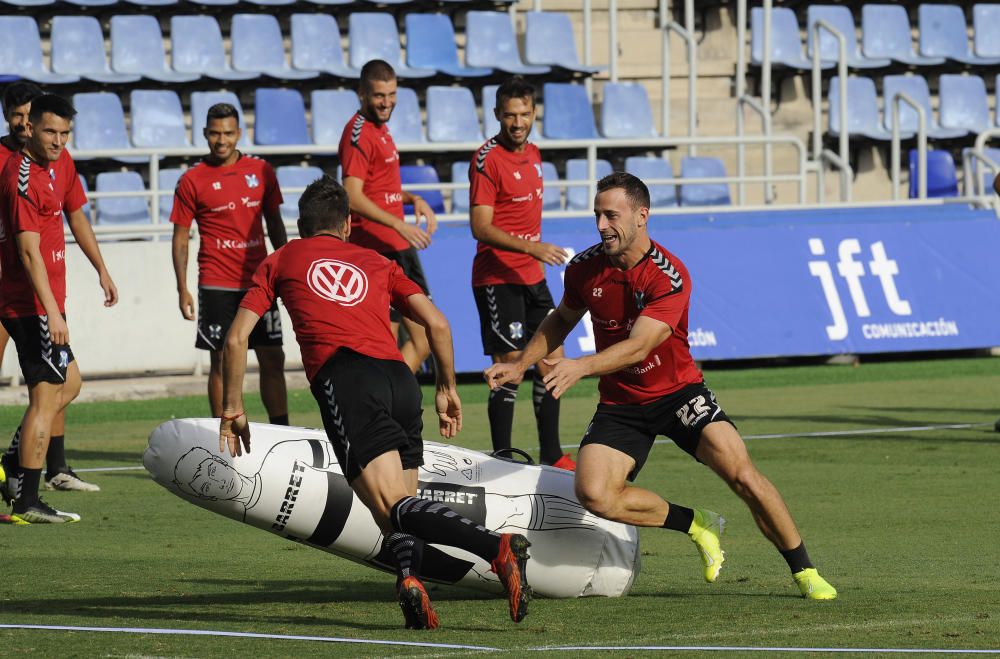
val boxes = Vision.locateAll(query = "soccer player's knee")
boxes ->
[574,480,617,518]
[728,464,764,498]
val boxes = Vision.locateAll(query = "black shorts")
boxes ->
[580,382,735,481]
[1,315,76,386]
[382,248,430,323]
[196,287,283,351]
[473,281,555,355]
[310,348,424,483]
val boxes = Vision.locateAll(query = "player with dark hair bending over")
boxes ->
[219,175,532,629]
[171,103,289,425]
[0,82,102,496]
[339,59,437,374]
[486,172,837,600]
[0,94,118,524]
[469,76,574,470]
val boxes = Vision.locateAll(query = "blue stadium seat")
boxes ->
[400,165,445,214]
[232,14,319,82]
[110,16,199,84]
[0,17,79,84]
[291,13,360,80]
[861,4,945,66]
[805,5,891,69]
[122,0,178,6]
[95,172,151,226]
[171,16,258,82]
[245,0,294,6]
[524,12,603,76]
[482,85,500,137]
[255,88,310,146]
[828,76,902,141]
[405,14,492,79]
[277,165,324,221]
[882,75,967,140]
[190,91,251,149]
[131,90,190,149]
[426,87,483,142]
[909,149,958,198]
[624,156,677,208]
[679,156,732,207]
[51,16,140,84]
[451,161,470,214]
[751,7,831,71]
[386,87,424,144]
[541,83,597,139]
[565,158,612,210]
[189,0,237,6]
[973,4,1000,58]
[310,90,359,146]
[938,75,990,136]
[1,0,53,6]
[157,168,183,223]
[72,93,146,164]
[600,82,656,138]
[540,161,561,210]
[61,0,117,7]
[466,11,551,75]
[348,13,435,79]
[918,4,1000,66]
[304,0,351,5]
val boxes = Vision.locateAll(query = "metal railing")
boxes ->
[890,92,927,200]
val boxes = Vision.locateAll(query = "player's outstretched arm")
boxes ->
[220,307,259,457]
[404,294,462,438]
[485,300,584,390]
[171,224,195,321]
[65,208,118,307]
[343,176,430,250]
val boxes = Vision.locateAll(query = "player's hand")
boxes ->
[541,357,587,400]
[484,362,526,390]
[48,313,70,345]
[528,242,569,266]
[435,385,462,439]
[100,272,119,308]
[178,289,195,321]
[413,198,438,236]
[396,221,431,250]
[220,412,251,457]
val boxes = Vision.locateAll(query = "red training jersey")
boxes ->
[240,235,423,381]
[468,139,545,287]
[0,136,18,164]
[170,154,283,289]
[338,112,408,253]
[563,241,703,405]
[0,149,88,317]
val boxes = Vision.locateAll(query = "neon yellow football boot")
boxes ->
[794,568,837,600]
[688,508,725,583]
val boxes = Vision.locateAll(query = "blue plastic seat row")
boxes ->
[1,0,516,7]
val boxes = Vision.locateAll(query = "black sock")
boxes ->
[384,531,425,582]
[487,383,518,453]
[533,372,562,464]
[4,425,21,460]
[269,414,289,426]
[780,542,814,573]
[13,467,40,510]
[662,503,695,533]
[46,435,67,477]
[391,496,501,563]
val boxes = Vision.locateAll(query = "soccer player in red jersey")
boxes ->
[0,95,118,524]
[468,76,573,469]
[339,59,437,374]
[486,172,837,600]
[219,175,532,629]
[171,103,289,425]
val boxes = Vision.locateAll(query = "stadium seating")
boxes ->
[973,4,1000,58]
[254,88,310,146]
[130,90,190,149]
[600,82,657,138]
[190,91,251,148]
[679,156,732,207]
[482,85,500,137]
[909,149,959,198]
[188,0,236,7]
[63,0,117,6]
[466,11,551,75]
[290,13,361,80]
[405,14,492,79]
[231,14,319,81]
[426,87,483,143]
[170,16,258,82]
[805,5,891,69]
[310,89,359,146]
[938,75,990,136]
[304,0,351,5]
[882,75,967,140]
[386,87,425,143]
[95,171,151,226]
[918,4,1000,66]
[0,16,80,84]
[72,93,146,163]
[524,12,603,76]
[828,76,903,141]
[541,83,598,139]
[565,158,612,210]
[861,4,945,66]
[750,7,832,71]
[110,16,199,84]
[50,16,141,85]
[625,156,677,208]
[245,0,295,6]
[276,165,324,221]
[348,13,435,79]
[1,0,54,6]
[451,161,470,213]
[400,165,445,214]
[157,168,183,223]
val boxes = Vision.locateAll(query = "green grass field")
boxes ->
[1,357,999,657]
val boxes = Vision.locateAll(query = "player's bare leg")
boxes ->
[532,345,571,467]
[254,345,288,424]
[208,350,224,417]
[44,367,98,492]
[398,316,430,374]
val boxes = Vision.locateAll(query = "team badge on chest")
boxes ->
[245,174,259,189]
